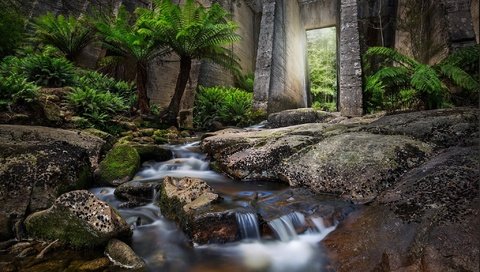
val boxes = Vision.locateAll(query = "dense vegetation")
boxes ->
[307,28,337,112]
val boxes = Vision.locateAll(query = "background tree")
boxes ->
[31,13,96,64]
[139,0,241,125]
[95,6,168,114]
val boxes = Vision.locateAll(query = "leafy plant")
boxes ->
[0,73,39,110]
[363,46,480,112]
[21,55,76,87]
[76,70,135,97]
[138,0,241,124]
[235,73,255,92]
[31,13,96,63]
[194,86,261,130]
[67,87,128,116]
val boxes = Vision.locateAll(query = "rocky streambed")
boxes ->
[0,107,478,271]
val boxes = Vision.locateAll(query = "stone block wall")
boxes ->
[300,0,337,30]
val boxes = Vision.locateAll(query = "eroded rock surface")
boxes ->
[25,190,131,247]
[105,239,146,270]
[0,125,106,240]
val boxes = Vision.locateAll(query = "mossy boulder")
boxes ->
[25,190,131,248]
[98,145,140,186]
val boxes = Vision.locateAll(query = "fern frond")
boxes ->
[410,64,443,94]
[439,64,480,92]
[365,46,418,68]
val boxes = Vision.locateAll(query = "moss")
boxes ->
[56,165,92,196]
[25,208,105,248]
[98,145,140,184]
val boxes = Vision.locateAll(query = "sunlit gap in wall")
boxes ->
[306,27,338,112]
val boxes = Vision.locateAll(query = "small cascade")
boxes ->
[235,212,261,240]
[268,212,305,241]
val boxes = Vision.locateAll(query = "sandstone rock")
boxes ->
[279,132,433,203]
[105,239,145,270]
[25,190,131,247]
[267,108,336,128]
[158,177,239,244]
[98,145,140,186]
[323,146,479,271]
[0,125,104,240]
[364,107,479,147]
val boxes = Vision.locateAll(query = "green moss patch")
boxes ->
[98,145,140,185]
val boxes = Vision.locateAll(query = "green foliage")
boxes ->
[235,73,255,92]
[76,70,136,107]
[194,86,262,130]
[20,55,76,87]
[0,73,39,110]
[307,28,337,110]
[31,13,95,62]
[0,5,25,58]
[363,45,480,112]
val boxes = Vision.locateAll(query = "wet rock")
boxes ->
[25,190,131,247]
[127,143,172,162]
[98,145,140,186]
[267,108,337,128]
[0,125,104,240]
[280,132,433,203]
[114,180,162,206]
[105,239,145,270]
[158,177,238,244]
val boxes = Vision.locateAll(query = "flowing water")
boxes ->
[91,140,340,271]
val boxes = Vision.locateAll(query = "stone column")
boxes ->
[253,0,276,112]
[339,0,363,117]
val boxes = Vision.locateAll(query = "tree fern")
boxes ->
[31,13,95,63]
[138,0,241,125]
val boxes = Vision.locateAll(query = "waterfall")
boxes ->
[235,212,261,240]
[268,212,305,241]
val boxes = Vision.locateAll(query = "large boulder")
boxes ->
[324,147,479,271]
[114,180,162,207]
[279,132,433,202]
[0,125,105,240]
[25,190,131,248]
[158,177,239,244]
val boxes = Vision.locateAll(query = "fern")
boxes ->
[31,13,95,62]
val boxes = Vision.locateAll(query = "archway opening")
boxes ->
[306,27,337,112]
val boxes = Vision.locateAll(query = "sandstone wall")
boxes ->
[299,0,337,30]
[473,0,479,43]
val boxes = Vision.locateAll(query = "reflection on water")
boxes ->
[91,141,336,271]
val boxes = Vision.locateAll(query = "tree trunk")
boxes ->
[164,56,192,125]
[136,61,150,114]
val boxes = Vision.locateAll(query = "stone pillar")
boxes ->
[339,0,363,117]
[253,0,276,112]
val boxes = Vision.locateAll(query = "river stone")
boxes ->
[267,108,337,128]
[114,180,162,207]
[279,132,432,202]
[98,145,140,186]
[105,239,146,270]
[25,190,131,247]
[158,177,239,244]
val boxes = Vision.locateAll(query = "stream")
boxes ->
[91,141,344,272]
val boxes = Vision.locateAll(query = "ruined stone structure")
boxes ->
[23,0,480,121]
